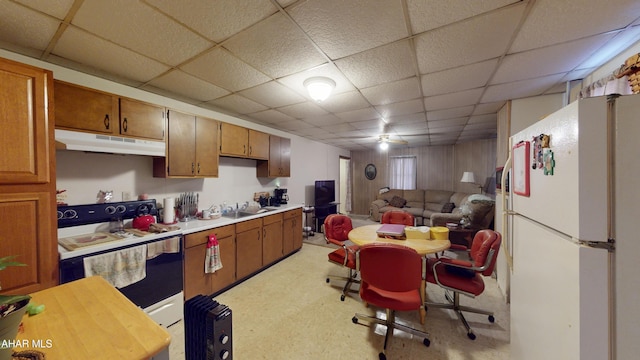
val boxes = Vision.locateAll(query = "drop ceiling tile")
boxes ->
[429,117,468,128]
[144,70,229,102]
[181,48,271,92]
[493,33,615,85]
[52,26,170,83]
[429,125,465,134]
[347,119,385,130]
[336,107,381,122]
[361,77,422,106]
[392,121,430,135]
[294,126,333,137]
[224,13,326,78]
[415,3,526,73]
[15,0,75,19]
[427,106,474,121]
[303,114,344,127]
[421,59,499,97]
[317,91,371,113]
[407,0,519,34]
[239,81,306,108]
[579,26,640,69]
[465,122,497,131]
[335,40,416,88]
[247,109,297,124]
[72,0,211,66]
[287,0,407,59]
[206,94,268,114]
[473,101,506,115]
[320,122,357,133]
[510,0,640,53]
[423,88,484,111]
[146,0,276,43]
[386,112,427,125]
[277,101,329,119]
[0,2,60,52]
[469,114,497,124]
[276,120,315,131]
[482,73,566,103]
[375,99,425,118]
[277,63,354,98]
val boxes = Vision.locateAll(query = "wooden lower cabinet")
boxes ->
[262,213,283,265]
[283,208,303,255]
[183,209,303,301]
[183,225,235,301]
[235,218,262,280]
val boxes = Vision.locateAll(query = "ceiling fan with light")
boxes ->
[377,134,407,149]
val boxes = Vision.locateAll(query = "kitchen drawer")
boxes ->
[184,224,234,248]
[262,213,283,225]
[283,208,302,220]
[235,218,262,233]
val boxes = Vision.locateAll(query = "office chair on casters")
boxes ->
[381,210,415,226]
[352,243,430,360]
[324,214,360,301]
[426,229,502,340]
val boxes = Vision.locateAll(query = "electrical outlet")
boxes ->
[122,191,132,201]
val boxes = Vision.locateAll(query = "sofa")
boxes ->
[369,189,495,229]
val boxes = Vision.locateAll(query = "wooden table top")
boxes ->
[348,224,450,255]
[15,276,170,359]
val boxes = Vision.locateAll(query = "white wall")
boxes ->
[0,49,350,210]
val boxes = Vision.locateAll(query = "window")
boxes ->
[389,156,417,190]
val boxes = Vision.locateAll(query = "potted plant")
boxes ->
[0,256,30,360]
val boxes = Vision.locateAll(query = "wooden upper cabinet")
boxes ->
[119,98,165,141]
[0,58,52,184]
[54,80,165,141]
[219,123,248,157]
[54,80,118,135]
[248,130,269,160]
[257,135,291,178]
[195,116,219,177]
[158,110,218,178]
[166,110,196,177]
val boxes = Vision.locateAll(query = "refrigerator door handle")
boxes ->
[501,138,514,270]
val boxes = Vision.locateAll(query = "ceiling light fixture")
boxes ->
[303,76,336,102]
[379,140,389,150]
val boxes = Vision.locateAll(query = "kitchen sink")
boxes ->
[221,208,273,219]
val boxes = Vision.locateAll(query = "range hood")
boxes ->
[55,129,165,157]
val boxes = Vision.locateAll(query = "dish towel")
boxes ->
[83,244,147,288]
[205,234,223,274]
[147,236,181,260]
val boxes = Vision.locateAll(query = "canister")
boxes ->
[430,226,449,240]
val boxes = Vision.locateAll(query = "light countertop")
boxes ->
[58,204,303,260]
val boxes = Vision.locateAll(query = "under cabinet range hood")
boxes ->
[55,129,166,157]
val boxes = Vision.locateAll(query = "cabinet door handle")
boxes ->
[243,144,246,155]
[249,145,252,155]
[104,114,110,130]
[197,163,201,174]
[263,228,266,239]
[123,118,128,132]
[191,162,195,174]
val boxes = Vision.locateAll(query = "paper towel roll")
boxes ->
[163,197,175,224]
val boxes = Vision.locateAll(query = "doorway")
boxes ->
[339,156,351,214]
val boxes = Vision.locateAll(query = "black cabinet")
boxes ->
[314,203,337,233]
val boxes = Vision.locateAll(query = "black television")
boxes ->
[314,180,335,206]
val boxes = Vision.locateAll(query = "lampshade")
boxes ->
[460,171,476,183]
[303,76,336,102]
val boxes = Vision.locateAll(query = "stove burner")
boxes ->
[57,199,157,228]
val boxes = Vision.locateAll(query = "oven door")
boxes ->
[59,235,183,309]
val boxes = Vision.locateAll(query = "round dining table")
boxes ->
[348,224,450,255]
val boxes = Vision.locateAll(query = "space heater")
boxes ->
[184,295,232,360]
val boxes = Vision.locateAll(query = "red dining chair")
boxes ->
[352,243,430,360]
[324,214,360,301]
[381,209,415,226]
[426,229,502,340]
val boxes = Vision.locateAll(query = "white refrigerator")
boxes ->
[505,94,640,360]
